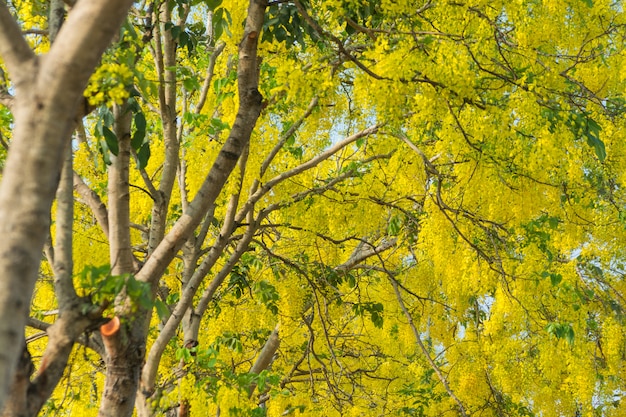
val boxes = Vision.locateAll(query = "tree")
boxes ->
[0,0,136,413]
[1,0,626,416]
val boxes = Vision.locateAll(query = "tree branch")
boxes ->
[53,141,77,306]
[144,154,254,402]
[136,0,268,407]
[195,41,226,114]
[260,95,319,178]
[135,0,267,286]
[239,125,380,223]
[388,275,468,417]
[108,103,135,274]
[0,3,36,89]
[141,214,258,397]
[248,325,280,398]
[46,0,136,94]
[146,0,180,257]
[74,172,110,239]
[0,0,135,409]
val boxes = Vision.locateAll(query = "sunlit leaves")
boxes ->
[262,2,314,47]
[545,322,575,346]
[253,280,279,314]
[352,301,384,328]
[93,107,116,165]
[17,0,626,415]
[76,265,152,313]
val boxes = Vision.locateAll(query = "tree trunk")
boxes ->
[98,102,142,417]
[147,1,180,256]
[0,342,33,417]
[99,320,147,417]
[0,0,136,408]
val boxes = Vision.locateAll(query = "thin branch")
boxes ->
[26,332,48,344]
[54,140,78,306]
[26,317,50,332]
[264,125,379,191]
[195,42,226,114]
[293,0,383,80]
[240,125,380,223]
[131,147,159,199]
[388,276,468,417]
[260,96,319,178]
[0,3,36,87]
[73,172,110,239]
[179,96,191,212]
[335,238,397,272]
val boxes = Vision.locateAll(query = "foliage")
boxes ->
[2,0,626,416]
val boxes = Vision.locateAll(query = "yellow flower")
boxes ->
[84,62,133,107]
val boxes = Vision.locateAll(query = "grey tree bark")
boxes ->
[135,0,268,412]
[97,103,138,417]
[0,0,135,409]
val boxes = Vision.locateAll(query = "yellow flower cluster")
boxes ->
[84,63,134,107]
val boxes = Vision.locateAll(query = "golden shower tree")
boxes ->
[0,0,624,416]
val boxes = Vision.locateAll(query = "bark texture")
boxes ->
[135,0,268,414]
[97,103,142,417]
[0,0,135,409]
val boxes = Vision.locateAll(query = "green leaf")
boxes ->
[582,116,606,160]
[288,145,303,159]
[155,299,170,321]
[587,117,601,136]
[206,0,222,10]
[125,275,152,310]
[170,25,181,40]
[176,347,192,362]
[210,117,229,131]
[100,107,115,127]
[564,326,575,345]
[212,8,231,41]
[587,135,606,161]
[132,112,146,149]
[371,311,383,328]
[99,138,112,165]
[102,126,118,156]
[547,216,559,229]
[134,110,146,132]
[546,322,575,346]
[183,76,200,92]
[214,20,224,41]
[353,302,384,328]
[126,96,140,113]
[179,31,190,50]
[137,142,151,170]
[388,215,402,235]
